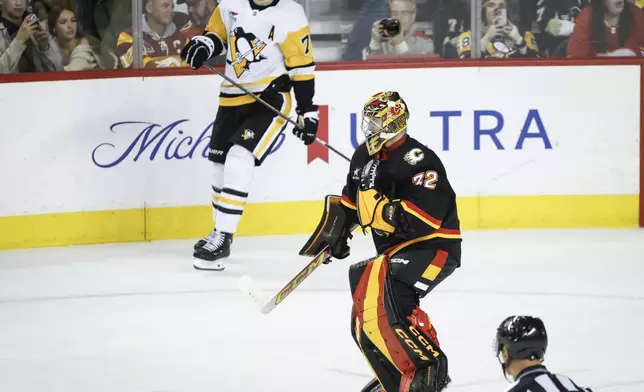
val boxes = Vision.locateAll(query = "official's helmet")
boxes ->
[360,91,410,155]
[495,316,548,363]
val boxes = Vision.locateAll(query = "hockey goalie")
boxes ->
[302,91,462,392]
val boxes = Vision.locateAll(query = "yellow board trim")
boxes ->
[456,194,638,229]
[0,195,638,250]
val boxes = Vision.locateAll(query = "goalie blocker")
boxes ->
[299,195,359,258]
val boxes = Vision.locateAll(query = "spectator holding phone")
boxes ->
[568,0,644,57]
[48,7,102,70]
[0,0,62,73]
[456,0,539,58]
[364,0,433,58]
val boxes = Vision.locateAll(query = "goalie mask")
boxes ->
[360,91,410,156]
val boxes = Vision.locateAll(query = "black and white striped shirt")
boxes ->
[506,365,592,392]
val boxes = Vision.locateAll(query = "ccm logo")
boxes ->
[395,327,440,361]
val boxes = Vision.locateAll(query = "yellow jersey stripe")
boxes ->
[290,74,314,81]
[212,195,246,207]
[219,95,257,107]
[205,7,228,43]
[253,92,292,158]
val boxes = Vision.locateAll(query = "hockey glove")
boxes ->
[181,34,221,69]
[294,106,319,145]
[381,201,411,234]
[328,225,353,262]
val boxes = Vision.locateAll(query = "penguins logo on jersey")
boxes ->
[227,27,268,77]
[241,129,255,140]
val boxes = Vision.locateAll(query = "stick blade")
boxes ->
[258,297,278,315]
[237,274,265,312]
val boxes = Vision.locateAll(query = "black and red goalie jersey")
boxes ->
[340,134,462,260]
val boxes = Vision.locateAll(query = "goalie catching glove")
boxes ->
[180,33,224,69]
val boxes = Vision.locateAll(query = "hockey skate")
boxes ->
[194,229,216,250]
[194,229,233,250]
[193,231,233,271]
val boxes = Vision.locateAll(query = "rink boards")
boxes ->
[0,65,641,249]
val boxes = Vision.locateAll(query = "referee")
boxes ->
[495,316,593,392]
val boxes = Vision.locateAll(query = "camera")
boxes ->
[380,18,401,37]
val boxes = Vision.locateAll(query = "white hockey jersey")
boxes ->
[205,0,315,107]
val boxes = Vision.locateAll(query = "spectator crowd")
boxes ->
[0,0,216,72]
[2,0,644,73]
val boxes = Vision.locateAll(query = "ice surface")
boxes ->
[1,229,643,392]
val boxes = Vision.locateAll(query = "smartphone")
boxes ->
[25,13,39,23]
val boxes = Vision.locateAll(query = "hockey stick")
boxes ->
[237,246,331,314]
[204,64,351,163]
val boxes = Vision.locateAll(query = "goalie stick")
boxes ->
[237,246,332,314]
[204,63,351,163]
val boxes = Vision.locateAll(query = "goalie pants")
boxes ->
[349,247,459,392]
[208,90,292,166]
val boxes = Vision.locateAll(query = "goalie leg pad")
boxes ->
[349,255,450,392]
[299,194,352,256]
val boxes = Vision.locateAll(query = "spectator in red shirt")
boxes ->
[116,0,189,68]
[568,0,644,57]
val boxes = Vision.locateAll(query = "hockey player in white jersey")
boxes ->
[495,316,593,392]
[180,0,318,271]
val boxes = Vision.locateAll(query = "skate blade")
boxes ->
[193,258,226,271]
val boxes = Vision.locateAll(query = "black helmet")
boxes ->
[495,316,548,362]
